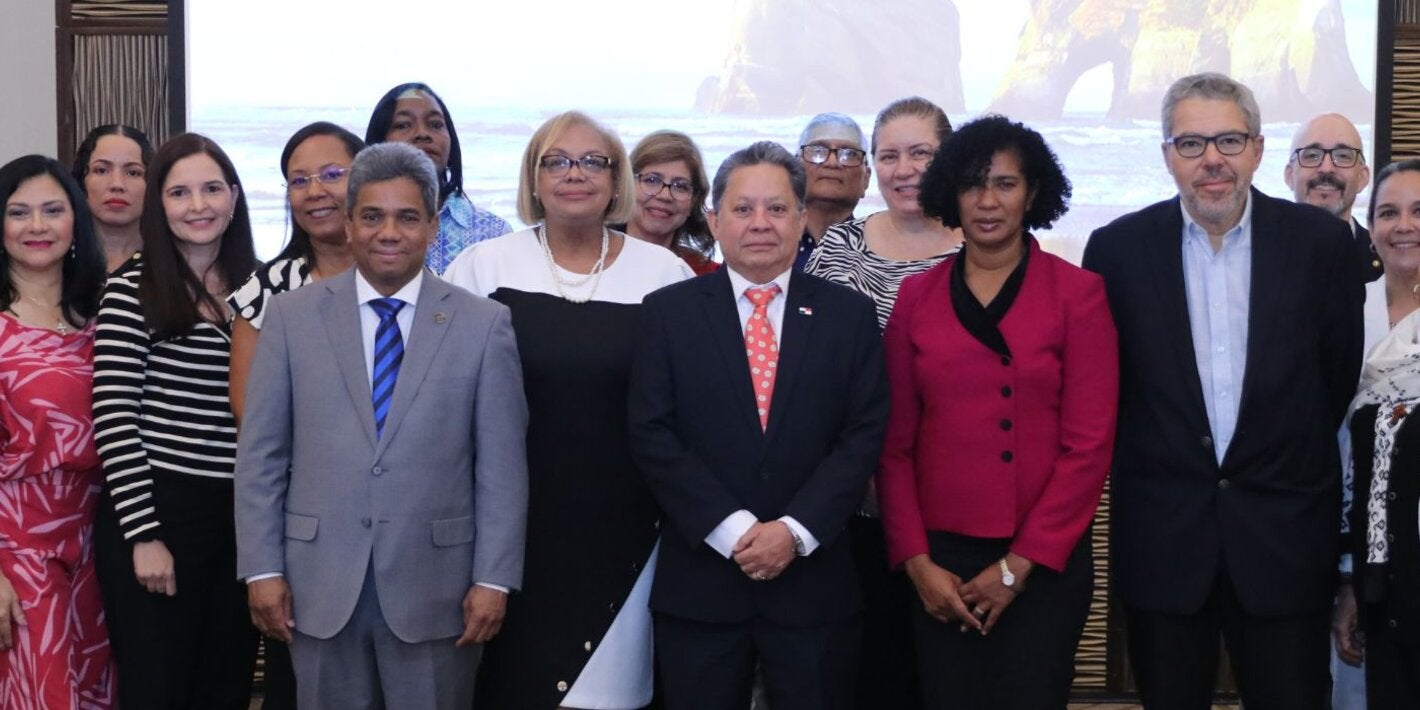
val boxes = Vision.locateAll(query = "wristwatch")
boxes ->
[787,525,806,556]
[999,558,1020,591]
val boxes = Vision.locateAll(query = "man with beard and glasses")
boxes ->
[1082,73,1363,709]
[1285,113,1381,282]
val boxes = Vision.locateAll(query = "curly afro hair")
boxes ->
[918,114,1071,232]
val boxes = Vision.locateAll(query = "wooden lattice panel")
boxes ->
[1395,28,1420,161]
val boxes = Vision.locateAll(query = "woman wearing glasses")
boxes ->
[444,111,691,709]
[225,121,364,710]
[802,96,958,710]
[365,82,512,274]
[618,130,718,274]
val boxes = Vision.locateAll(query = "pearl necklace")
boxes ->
[538,225,609,303]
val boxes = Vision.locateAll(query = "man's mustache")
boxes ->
[1307,173,1347,192]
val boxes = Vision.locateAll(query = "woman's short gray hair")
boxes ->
[346,142,440,218]
[1161,72,1262,140]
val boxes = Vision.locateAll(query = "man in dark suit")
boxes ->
[629,141,889,710]
[1082,73,1364,710]
[1284,112,1382,282]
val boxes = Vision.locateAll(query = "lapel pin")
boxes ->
[434,312,447,324]
[798,307,813,316]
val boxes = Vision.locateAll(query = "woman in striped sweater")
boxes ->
[92,133,259,709]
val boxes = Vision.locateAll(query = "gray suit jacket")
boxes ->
[235,269,528,642]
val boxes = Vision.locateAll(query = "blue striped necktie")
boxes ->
[369,297,406,438]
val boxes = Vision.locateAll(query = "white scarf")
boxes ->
[1344,309,1420,564]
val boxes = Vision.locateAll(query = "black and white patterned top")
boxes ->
[92,259,239,542]
[227,256,311,330]
[804,215,957,330]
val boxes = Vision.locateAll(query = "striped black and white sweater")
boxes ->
[92,259,239,543]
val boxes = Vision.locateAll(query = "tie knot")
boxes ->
[370,297,405,320]
[745,284,781,307]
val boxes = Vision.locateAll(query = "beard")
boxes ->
[1306,173,1351,218]
[1183,167,1249,231]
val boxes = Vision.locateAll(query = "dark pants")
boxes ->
[95,503,259,709]
[1364,602,1420,709]
[656,613,860,710]
[848,516,921,709]
[1126,569,1329,710]
[911,532,1092,710]
[259,638,297,709]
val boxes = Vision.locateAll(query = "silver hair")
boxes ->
[346,142,440,217]
[710,141,807,211]
[798,112,866,148]
[1161,72,1262,140]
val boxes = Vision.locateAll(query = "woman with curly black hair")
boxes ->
[877,114,1119,708]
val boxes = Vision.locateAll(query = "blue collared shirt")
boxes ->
[1180,195,1253,464]
[429,193,513,275]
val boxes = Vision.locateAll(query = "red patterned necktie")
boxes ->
[744,285,782,430]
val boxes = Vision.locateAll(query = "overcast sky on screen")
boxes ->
[189,0,1377,115]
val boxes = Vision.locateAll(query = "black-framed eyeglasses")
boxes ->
[539,154,613,176]
[636,173,694,200]
[1164,132,1252,158]
[1291,146,1363,169]
[284,166,349,191]
[800,144,866,167]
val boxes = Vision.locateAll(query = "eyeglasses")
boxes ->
[800,144,866,167]
[1165,132,1252,158]
[1291,146,1363,169]
[539,154,613,176]
[635,173,694,200]
[284,166,349,191]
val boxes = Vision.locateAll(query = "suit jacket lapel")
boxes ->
[764,271,815,442]
[1148,199,1211,430]
[320,271,378,449]
[1233,190,1291,444]
[374,273,455,456]
[702,270,763,437]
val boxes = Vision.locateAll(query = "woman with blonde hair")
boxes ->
[445,111,691,709]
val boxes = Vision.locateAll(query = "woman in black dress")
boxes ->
[444,111,691,709]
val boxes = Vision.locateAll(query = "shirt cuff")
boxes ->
[1339,553,1353,575]
[475,582,509,594]
[778,516,819,556]
[705,510,758,558]
[246,572,283,584]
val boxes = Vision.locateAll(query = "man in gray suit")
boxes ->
[235,142,528,709]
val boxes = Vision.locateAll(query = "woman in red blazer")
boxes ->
[877,115,1119,709]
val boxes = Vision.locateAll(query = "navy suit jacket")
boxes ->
[629,268,889,626]
[1353,220,1384,283]
[1082,188,1363,616]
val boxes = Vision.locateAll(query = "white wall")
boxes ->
[0,0,58,163]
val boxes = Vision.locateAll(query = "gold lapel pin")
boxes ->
[434,312,447,324]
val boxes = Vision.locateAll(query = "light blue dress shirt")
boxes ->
[1180,195,1253,464]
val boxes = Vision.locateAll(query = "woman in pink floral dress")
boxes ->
[0,155,113,709]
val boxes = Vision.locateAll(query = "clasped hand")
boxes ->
[733,521,796,581]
